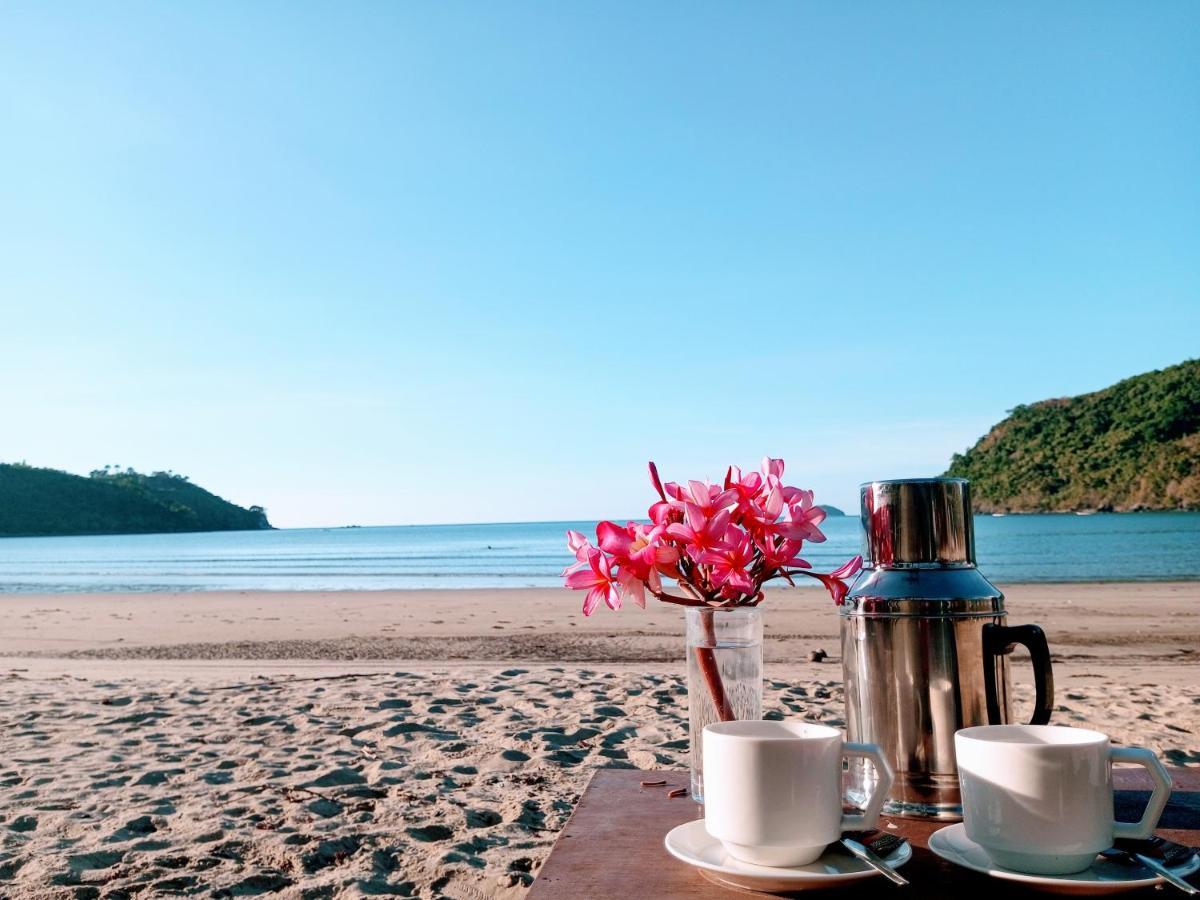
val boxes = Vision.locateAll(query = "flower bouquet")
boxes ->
[562,458,862,794]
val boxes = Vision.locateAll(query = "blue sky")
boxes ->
[1,2,1197,527]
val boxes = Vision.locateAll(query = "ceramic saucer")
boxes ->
[664,819,912,892]
[928,823,1200,896]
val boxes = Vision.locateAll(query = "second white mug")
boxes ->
[703,720,894,867]
[956,724,1172,875]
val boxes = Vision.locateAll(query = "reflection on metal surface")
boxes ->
[861,478,974,567]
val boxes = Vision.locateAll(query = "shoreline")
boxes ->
[5,574,1200,593]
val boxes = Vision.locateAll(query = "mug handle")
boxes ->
[1111,747,1172,840]
[840,743,894,831]
[982,623,1055,725]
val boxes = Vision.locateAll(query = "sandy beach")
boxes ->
[2,583,1198,898]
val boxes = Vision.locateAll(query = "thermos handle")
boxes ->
[982,623,1054,725]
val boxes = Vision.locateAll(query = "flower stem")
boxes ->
[695,608,735,722]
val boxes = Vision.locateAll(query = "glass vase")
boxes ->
[685,605,763,802]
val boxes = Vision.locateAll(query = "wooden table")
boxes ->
[529,768,1200,898]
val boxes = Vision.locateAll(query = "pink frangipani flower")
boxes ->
[566,530,590,556]
[724,465,768,518]
[774,494,827,543]
[683,480,738,517]
[757,534,809,571]
[666,505,731,559]
[698,526,756,596]
[762,457,785,481]
[597,520,679,582]
[648,500,680,525]
[564,547,622,616]
[561,530,594,576]
[797,554,864,606]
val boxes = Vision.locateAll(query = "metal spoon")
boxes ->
[1099,847,1198,895]
[844,835,907,892]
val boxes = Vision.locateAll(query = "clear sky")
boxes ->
[1,2,1197,527]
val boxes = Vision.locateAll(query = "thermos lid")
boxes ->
[860,477,975,567]
[846,477,1002,615]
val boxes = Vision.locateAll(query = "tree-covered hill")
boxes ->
[0,464,272,536]
[946,359,1200,513]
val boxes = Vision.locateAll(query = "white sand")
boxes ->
[1,583,1197,898]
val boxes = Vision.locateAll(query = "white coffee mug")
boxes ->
[956,724,1172,876]
[703,720,894,867]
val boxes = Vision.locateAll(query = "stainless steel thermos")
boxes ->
[841,478,1054,819]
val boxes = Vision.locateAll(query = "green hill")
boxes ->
[945,359,1200,513]
[0,464,272,536]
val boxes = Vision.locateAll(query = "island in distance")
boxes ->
[0,463,271,537]
[947,358,1199,513]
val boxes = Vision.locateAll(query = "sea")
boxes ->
[0,513,1197,593]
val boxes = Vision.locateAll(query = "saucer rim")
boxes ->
[663,819,912,882]
[927,822,1200,889]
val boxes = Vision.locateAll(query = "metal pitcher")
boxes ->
[841,478,1054,820]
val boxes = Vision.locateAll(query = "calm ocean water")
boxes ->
[0,513,1197,593]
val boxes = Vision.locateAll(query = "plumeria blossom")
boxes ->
[725,465,765,515]
[560,529,594,577]
[563,545,622,615]
[597,520,679,590]
[564,530,590,561]
[757,533,809,571]
[741,480,784,536]
[649,476,735,524]
[666,505,732,558]
[566,530,589,555]
[801,554,864,606]
[562,458,863,615]
[699,526,756,595]
[648,500,679,526]
[775,492,827,543]
[762,456,786,481]
[682,480,739,517]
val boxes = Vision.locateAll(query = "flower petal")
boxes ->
[565,568,600,589]
[648,461,667,501]
[582,587,602,616]
[605,584,622,611]
[831,554,863,580]
[596,520,628,555]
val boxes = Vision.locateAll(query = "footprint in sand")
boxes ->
[464,808,502,828]
[106,816,157,842]
[8,815,37,833]
[406,824,453,843]
[65,849,124,873]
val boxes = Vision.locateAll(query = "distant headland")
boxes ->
[946,359,1199,513]
[0,464,272,537]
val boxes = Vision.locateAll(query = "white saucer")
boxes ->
[928,823,1200,896]
[664,819,912,892]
